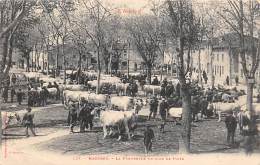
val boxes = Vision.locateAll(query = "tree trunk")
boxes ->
[198,48,202,87]
[62,39,66,84]
[78,51,82,84]
[209,46,214,88]
[180,82,192,153]
[246,81,254,117]
[96,48,101,94]
[46,45,49,75]
[228,44,232,86]
[26,53,30,72]
[1,36,9,72]
[147,64,152,84]
[55,37,59,78]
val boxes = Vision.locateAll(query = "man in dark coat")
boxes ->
[78,101,92,132]
[148,96,158,120]
[40,87,49,106]
[202,71,208,84]
[161,78,168,88]
[16,89,24,105]
[53,81,60,100]
[175,83,181,97]
[144,125,155,154]
[67,103,78,133]
[226,76,230,86]
[22,107,36,137]
[235,76,239,86]
[224,111,237,145]
[47,82,53,88]
[10,88,16,103]
[151,76,159,85]
[165,82,175,98]
[28,89,33,106]
[200,96,209,118]
[2,87,8,103]
[191,96,200,121]
[159,98,169,133]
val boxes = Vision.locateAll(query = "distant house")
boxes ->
[190,33,260,85]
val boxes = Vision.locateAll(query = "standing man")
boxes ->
[10,87,16,103]
[203,71,208,84]
[2,87,9,103]
[165,82,174,98]
[224,111,237,145]
[235,76,239,86]
[144,125,155,154]
[53,82,60,100]
[148,95,158,120]
[67,103,78,133]
[226,76,230,86]
[22,107,36,137]
[16,89,24,105]
[78,100,90,132]
[159,98,169,133]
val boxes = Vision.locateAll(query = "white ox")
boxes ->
[114,83,129,96]
[212,102,241,122]
[110,96,134,111]
[63,90,109,105]
[1,110,29,132]
[100,110,137,140]
[63,84,85,91]
[143,85,161,96]
[168,107,182,119]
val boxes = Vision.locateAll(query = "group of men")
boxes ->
[1,87,24,105]
[27,81,60,107]
[67,99,96,133]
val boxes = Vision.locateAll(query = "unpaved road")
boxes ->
[1,104,260,165]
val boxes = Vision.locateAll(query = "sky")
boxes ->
[101,0,227,16]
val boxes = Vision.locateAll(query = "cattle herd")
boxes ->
[1,70,260,141]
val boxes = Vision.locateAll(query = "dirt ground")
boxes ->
[2,104,260,156]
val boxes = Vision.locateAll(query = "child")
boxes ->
[144,125,155,154]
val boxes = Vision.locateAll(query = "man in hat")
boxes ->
[2,87,8,103]
[148,95,158,120]
[22,107,36,137]
[144,125,155,154]
[67,103,78,133]
[224,111,237,145]
[165,82,175,98]
[10,87,16,103]
[159,98,169,133]
[78,100,88,132]
[16,89,24,105]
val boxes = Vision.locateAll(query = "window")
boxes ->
[217,54,219,61]
[222,66,224,75]
[121,61,127,66]
[222,54,224,61]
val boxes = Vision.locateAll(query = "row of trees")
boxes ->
[1,0,260,153]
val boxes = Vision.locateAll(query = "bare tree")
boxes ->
[219,0,260,153]
[72,0,111,94]
[0,0,34,146]
[165,0,200,153]
[127,16,164,84]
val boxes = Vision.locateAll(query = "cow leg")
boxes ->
[217,111,221,122]
[124,118,131,140]
[103,125,108,139]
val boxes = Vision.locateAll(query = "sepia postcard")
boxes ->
[0,0,260,164]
